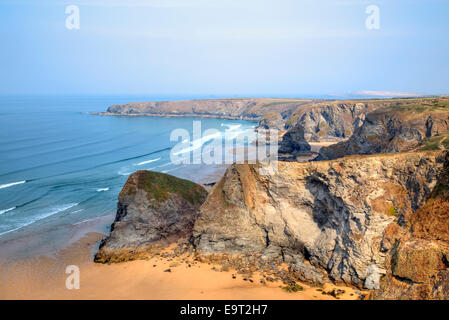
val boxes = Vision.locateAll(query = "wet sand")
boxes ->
[0,231,364,300]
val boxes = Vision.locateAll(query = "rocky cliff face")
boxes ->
[257,112,286,131]
[285,101,390,142]
[283,98,449,144]
[102,98,314,121]
[374,153,449,299]
[95,170,208,263]
[193,152,445,287]
[317,100,449,160]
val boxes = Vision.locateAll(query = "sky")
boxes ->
[0,0,448,97]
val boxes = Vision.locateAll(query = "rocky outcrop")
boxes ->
[317,102,449,160]
[286,101,387,142]
[193,151,445,287]
[95,170,208,263]
[374,153,449,299]
[278,125,311,160]
[257,112,285,131]
[100,98,315,122]
[285,98,449,143]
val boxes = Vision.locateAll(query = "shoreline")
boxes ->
[0,230,365,300]
[93,112,262,122]
[0,213,115,263]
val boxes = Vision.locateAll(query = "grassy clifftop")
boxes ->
[121,170,207,205]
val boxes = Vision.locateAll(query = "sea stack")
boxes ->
[95,170,208,263]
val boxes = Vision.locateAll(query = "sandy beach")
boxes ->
[0,227,364,300]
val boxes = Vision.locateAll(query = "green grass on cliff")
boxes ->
[390,99,449,113]
[262,100,304,108]
[418,133,449,151]
[261,112,281,120]
[419,136,443,151]
[136,171,207,205]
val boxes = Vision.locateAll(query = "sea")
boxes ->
[0,95,258,244]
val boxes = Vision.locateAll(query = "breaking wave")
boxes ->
[0,180,26,190]
[135,157,161,166]
[0,207,16,215]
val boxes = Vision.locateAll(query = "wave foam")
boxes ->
[0,203,78,236]
[0,207,16,215]
[135,157,161,166]
[96,188,109,192]
[0,180,26,190]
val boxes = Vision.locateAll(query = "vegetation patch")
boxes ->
[282,283,304,292]
[262,100,304,108]
[261,112,281,120]
[387,205,398,217]
[391,99,449,113]
[136,171,207,205]
[419,136,443,151]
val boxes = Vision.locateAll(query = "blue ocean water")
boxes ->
[0,95,257,239]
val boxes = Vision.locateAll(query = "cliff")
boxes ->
[374,153,449,299]
[282,100,432,141]
[95,170,208,263]
[100,98,315,121]
[317,98,449,160]
[193,151,446,288]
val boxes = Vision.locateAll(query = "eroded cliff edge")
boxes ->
[192,151,446,288]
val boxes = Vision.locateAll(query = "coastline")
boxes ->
[93,112,262,122]
[0,158,366,300]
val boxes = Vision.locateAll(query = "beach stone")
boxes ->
[292,261,325,285]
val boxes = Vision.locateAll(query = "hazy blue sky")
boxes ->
[0,0,448,96]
